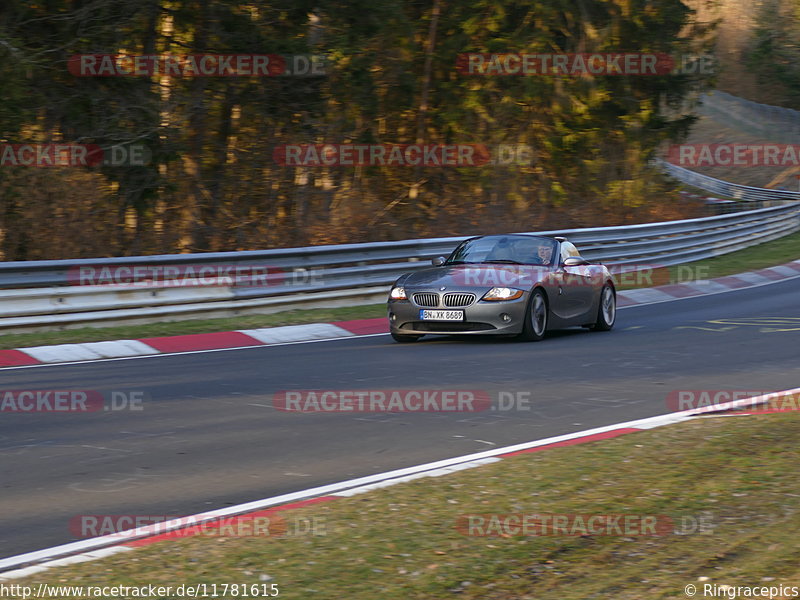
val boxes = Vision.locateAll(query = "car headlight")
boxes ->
[482,287,524,301]
[389,286,407,300]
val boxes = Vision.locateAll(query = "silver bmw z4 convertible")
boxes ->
[387,234,616,343]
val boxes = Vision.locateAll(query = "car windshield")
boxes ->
[446,235,558,267]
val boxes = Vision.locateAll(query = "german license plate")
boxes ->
[420,309,464,321]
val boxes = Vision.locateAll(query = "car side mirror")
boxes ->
[563,256,590,267]
[431,256,446,267]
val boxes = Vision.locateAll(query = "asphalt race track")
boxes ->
[1,277,799,558]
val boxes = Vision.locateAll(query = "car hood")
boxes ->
[401,264,551,290]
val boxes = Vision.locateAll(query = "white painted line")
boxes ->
[238,323,354,344]
[632,414,692,429]
[333,458,503,497]
[0,565,49,580]
[333,472,441,496]
[82,547,134,560]
[431,457,503,474]
[0,547,131,581]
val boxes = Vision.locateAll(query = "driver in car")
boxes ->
[533,244,553,265]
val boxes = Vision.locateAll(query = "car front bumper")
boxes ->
[388,293,529,336]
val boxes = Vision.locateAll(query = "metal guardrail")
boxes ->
[655,159,800,202]
[1,201,798,332]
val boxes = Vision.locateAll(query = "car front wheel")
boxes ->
[590,285,616,331]
[518,289,548,342]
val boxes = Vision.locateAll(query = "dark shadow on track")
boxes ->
[392,327,595,345]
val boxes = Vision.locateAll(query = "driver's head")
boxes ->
[537,245,553,263]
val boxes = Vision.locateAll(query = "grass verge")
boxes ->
[10,412,800,599]
[679,230,800,280]
[0,231,797,349]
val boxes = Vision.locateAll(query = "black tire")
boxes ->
[391,331,422,343]
[518,289,548,342]
[590,284,616,332]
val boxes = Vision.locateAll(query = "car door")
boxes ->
[558,242,594,321]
